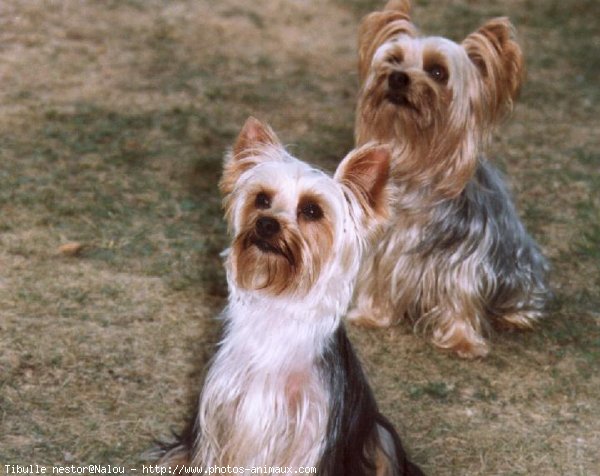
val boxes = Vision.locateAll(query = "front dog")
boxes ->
[158,117,424,475]
[349,0,550,358]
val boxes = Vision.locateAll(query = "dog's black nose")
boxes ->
[388,71,410,91]
[256,216,280,238]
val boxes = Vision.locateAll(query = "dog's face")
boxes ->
[221,117,390,297]
[356,1,523,195]
[357,1,523,142]
[361,33,481,139]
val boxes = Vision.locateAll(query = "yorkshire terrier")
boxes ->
[158,117,424,475]
[348,0,550,358]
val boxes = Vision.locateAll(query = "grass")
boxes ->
[0,0,598,474]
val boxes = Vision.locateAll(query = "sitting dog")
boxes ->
[349,0,550,358]
[158,117,424,475]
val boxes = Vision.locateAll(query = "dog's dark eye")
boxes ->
[426,64,448,83]
[255,192,271,209]
[299,202,323,221]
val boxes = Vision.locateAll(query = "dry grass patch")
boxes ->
[1,0,598,474]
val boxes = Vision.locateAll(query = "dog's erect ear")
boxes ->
[220,117,281,196]
[462,17,524,122]
[335,143,391,223]
[358,5,415,83]
[232,116,281,159]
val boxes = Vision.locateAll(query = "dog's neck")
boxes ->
[356,103,484,199]
[359,131,479,206]
[221,243,361,365]
[223,286,342,368]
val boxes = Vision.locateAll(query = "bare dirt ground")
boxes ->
[1,0,598,474]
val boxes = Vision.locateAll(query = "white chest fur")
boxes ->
[192,295,339,470]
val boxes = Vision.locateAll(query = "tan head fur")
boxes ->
[221,118,391,298]
[462,17,525,123]
[356,1,524,198]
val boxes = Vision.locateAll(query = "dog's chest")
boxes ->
[201,345,330,469]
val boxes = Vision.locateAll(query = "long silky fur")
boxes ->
[318,326,424,476]
[158,324,425,476]
[155,122,424,473]
[350,4,549,357]
[414,161,549,317]
[351,160,550,357]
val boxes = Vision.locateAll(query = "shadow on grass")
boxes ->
[1,103,234,296]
